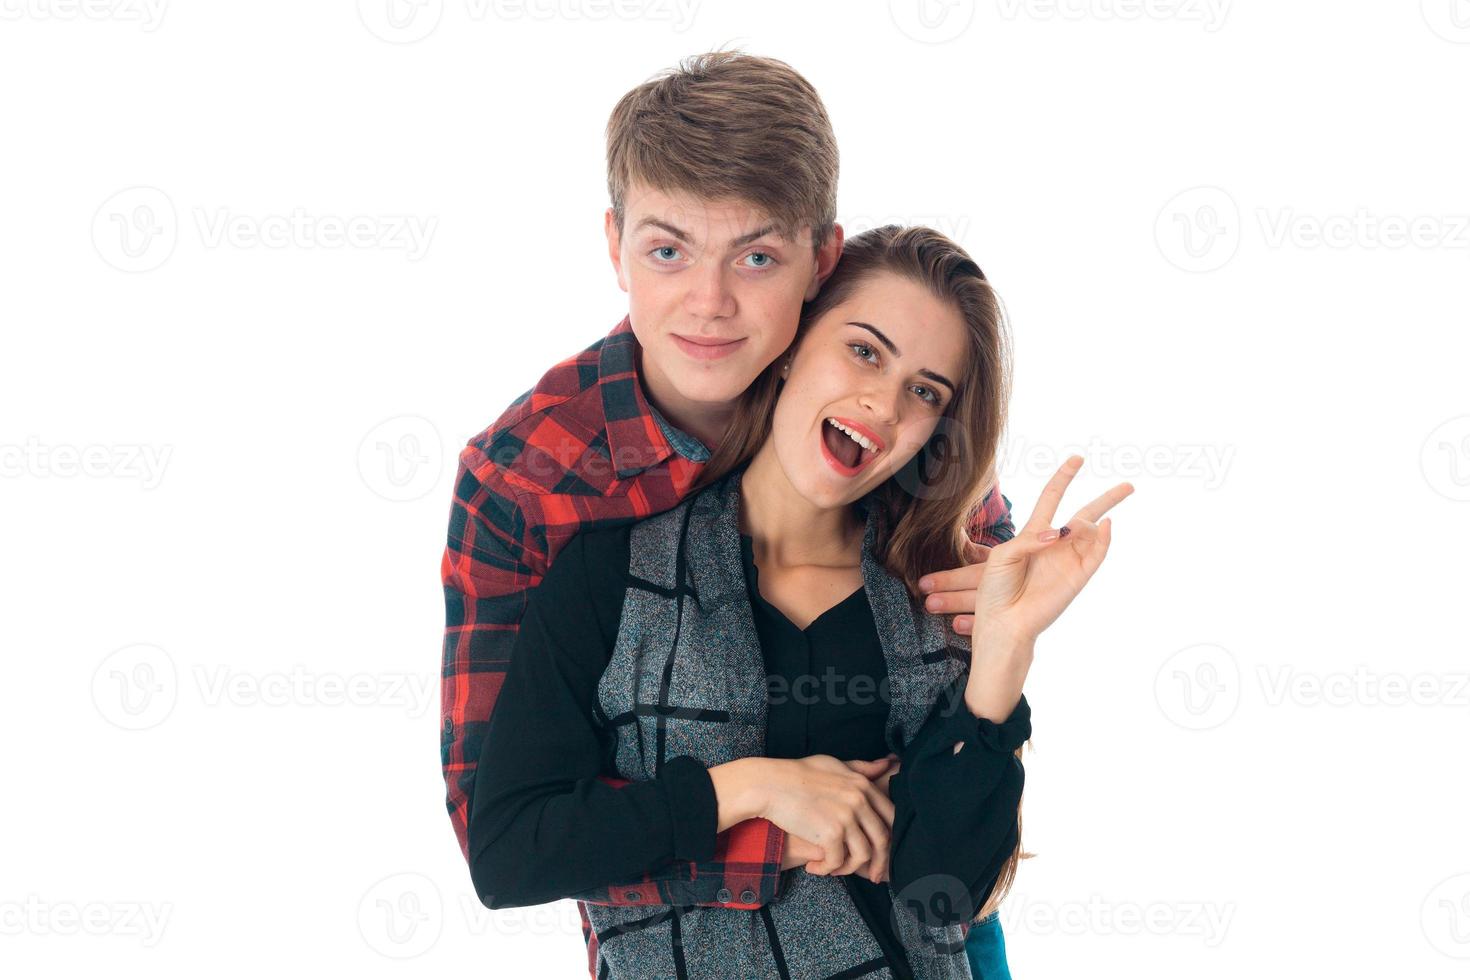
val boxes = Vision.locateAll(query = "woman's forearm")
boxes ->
[964,631,1036,723]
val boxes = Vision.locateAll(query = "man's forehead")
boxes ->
[624,185,803,244]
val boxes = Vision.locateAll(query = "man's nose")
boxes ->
[683,261,736,321]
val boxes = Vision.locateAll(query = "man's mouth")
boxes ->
[671,333,747,361]
[820,417,884,477]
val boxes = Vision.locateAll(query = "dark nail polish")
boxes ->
[1058,525,1071,538]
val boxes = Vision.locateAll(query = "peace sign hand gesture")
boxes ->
[972,454,1134,649]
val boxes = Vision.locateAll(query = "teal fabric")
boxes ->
[965,912,1012,979]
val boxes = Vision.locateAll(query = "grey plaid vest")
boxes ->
[586,464,976,979]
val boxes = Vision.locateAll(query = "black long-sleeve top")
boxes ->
[469,522,1029,978]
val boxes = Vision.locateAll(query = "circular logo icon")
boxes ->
[358,872,443,958]
[889,0,976,43]
[1155,186,1240,273]
[1154,643,1240,731]
[92,643,178,730]
[1421,415,1470,502]
[92,186,177,273]
[1422,0,1470,43]
[357,415,443,502]
[1422,873,1470,958]
[358,0,443,44]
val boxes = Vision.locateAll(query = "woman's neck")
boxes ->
[736,440,864,569]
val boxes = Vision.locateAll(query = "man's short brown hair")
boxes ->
[606,49,839,250]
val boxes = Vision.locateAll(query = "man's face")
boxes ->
[605,182,843,410]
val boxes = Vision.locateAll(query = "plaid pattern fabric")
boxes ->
[440,314,1015,976]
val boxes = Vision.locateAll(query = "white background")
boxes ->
[3,1,1468,977]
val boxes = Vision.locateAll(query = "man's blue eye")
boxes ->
[654,246,681,261]
[745,252,773,268]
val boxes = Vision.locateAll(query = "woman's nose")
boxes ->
[860,388,900,426]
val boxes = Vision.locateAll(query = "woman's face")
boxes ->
[768,270,970,511]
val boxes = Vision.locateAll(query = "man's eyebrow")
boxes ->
[633,218,782,249]
[850,321,958,395]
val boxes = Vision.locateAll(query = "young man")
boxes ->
[440,50,1016,977]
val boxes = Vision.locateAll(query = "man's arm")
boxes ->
[440,440,786,907]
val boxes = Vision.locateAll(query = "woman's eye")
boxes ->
[743,251,775,269]
[849,342,877,363]
[652,245,683,262]
[912,385,940,406]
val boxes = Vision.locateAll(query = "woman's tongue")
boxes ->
[822,421,862,469]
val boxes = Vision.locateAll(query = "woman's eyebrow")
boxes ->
[850,321,957,394]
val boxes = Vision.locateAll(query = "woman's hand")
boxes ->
[761,755,897,883]
[973,454,1133,648]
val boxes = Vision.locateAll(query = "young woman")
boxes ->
[468,226,1133,979]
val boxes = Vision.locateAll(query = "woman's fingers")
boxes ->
[1023,454,1084,532]
[1067,481,1135,526]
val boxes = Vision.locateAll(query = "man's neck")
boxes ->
[635,345,734,452]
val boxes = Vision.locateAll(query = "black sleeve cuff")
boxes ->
[934,677,1032,753]
[659,754,719,863]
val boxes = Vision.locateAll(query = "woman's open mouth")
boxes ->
[820,416,884,478]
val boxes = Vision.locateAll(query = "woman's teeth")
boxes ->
[825,417,878,453]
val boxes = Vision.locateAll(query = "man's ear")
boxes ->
[604,208,628,293]
[805,222,844,301]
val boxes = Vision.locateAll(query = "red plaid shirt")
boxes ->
[441,315,1015,974]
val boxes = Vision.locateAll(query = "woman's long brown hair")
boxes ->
[690,224,1030,923]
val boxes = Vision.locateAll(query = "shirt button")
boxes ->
[623,890,641,901]
[740,889,756,903]
[716,888,732,902]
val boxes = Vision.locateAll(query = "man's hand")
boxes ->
[780,755,901,883]
[917,539,993,636]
